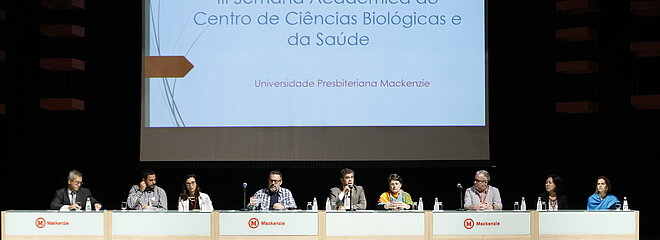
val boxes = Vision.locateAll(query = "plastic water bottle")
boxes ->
[325,197,331,211]
[312,197,318,210]
[520,197,527,211]
[536,197,542,211]
[433,198,439,211]
[418,197,424,210]
[85,197,92,211]
[623,197,629,211]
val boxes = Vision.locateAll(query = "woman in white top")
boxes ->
[178,174,214,211]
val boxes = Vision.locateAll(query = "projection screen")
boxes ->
[140,0,489,161]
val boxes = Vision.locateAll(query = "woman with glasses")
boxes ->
[464,170,502,210]
[178,174,214,211]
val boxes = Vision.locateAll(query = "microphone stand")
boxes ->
[240,183,247,211]
[457,183,466,211]
[347,185,356,211]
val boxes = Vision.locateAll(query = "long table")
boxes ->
[1,210,639,240]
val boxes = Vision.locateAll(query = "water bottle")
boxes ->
[536,197,542,211]
[325,197,331,211]
[312,197,318,210]
[418,197,424,210]
[85,197,92,211]
[433,198,439,211]
[520,197,527,211]
[622,197,629,211]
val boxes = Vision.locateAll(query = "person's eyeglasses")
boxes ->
[269,179,282,183]
[474,179,487,183]
[185,181,196,186]
[70,181,83,185]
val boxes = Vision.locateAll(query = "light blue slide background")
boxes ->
[146,0,485,127]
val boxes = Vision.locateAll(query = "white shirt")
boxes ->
[59,189,77,211]
[338,189,351,209]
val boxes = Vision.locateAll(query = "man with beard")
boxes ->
[247,170,297,210]
[127,169,168,210]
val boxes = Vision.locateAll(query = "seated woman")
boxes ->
[178,174,214,211]
[377,174,413,210]
[538,174,569,211]
[587,176,619,210]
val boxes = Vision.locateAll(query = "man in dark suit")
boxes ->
[49,170,102,210]
[329,168,367,210]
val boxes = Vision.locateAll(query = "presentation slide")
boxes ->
[145,0,485,127]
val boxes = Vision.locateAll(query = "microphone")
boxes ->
[457,183,466,211]
[347,184,355,211]
[241,183,248,211]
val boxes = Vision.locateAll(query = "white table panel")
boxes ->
[219,211,318,236]
[433,211,531,235]
[326,211,425,236]
[4,211,104,236]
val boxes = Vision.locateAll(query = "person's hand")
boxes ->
[479,202,493,210]
[273,203,285,210]
[141,204,148,210]
[392,202,404,210]
[139,180,147,191]
[68,203,80,210]
[338,205,347,210]
[401,202,411,210]
[249,196,258,206]
[94,203,102,210]
[342,185,350,194]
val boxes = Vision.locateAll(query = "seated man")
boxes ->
[127,169,168,210]
[49,170,102,211]
[330,168,367,210]
[464,170,502,210]
[247,170,297,210]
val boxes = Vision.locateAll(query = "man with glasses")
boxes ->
[246,170,297,210]
[464,170,502,210]
[50,170,102,210]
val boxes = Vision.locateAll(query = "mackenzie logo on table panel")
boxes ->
[247,217,286,229]
[34,217,70,228]
[464,218,501,230]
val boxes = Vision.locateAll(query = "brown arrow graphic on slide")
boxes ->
[144,56,194,78]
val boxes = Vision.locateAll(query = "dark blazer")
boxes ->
[329,185,367,210]
[49,187,100,210]
[538,192,570,209]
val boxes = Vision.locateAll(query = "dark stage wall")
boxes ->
[0,0,656,238]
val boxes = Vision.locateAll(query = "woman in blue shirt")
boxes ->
[587,176,619,210]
